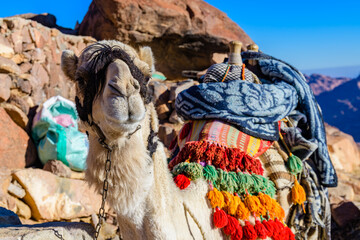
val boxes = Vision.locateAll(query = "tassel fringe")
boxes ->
[169,141,264,175]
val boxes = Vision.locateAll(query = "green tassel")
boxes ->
[216,169,231,192]
[186,163,203,180]
[172,162,203,180]
[203,165,218,182]
[172,162,189,176]
[237,172,255,195]
[287,154,303,175]
[228,172,239,193]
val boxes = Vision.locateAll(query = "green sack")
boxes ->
[32,96,88,171]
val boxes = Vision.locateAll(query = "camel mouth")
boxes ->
[104,111,145,132]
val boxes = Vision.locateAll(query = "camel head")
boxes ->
[61,40,154,139]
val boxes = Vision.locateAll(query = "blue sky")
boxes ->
[1,0,359,73]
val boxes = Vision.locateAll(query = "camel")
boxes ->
[61,40,225,239]
[61,40,329,240]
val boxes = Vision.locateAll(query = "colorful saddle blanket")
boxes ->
[169,120,273,175]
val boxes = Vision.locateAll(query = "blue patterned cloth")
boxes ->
[175,79,298,141]
[242,51,337,187]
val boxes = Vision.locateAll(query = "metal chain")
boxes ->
[94,140,113,240]
[52,228,65,240]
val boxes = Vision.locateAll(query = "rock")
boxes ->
[79,0,254,78]
[328,182,355,201]
[148,80,169,106]
[1,103,28,129]
[0,207,21,226]
[12,169,104,221]
[8,95,30,115]
[0,35,14,58]
[158,124,177,148]
[17,78,32,94]
[0,167,11,195]
[30,62,49,88]
[19,62,32,73]
[0,221,95,240]
[7,181,26,199]
[156,103,170,121]
[10,30,23,53]
[11,53,27,64]
[0,56,20,74]
[14,198,31,219]
[30,48,46,63]
[0,108,36,169]
[0,73,11,101]
[43,160,72,178]
[326,124,360,172]
[174,80,196,98]
[169,110,183,124]
[331,201,360,227]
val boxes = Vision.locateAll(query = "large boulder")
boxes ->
[0,108,36,169]
[0,221,95,240]
[79,0,254,78]
[12,169,104,221]
[325,124,360,173]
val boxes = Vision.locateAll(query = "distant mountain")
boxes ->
[302,65,360,78]
[316,76,360,142]
[305,74,352,96]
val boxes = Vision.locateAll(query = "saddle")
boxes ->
[168,42,333,240]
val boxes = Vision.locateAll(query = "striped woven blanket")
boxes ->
[169,120,273,175]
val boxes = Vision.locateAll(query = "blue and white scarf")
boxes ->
[175,76,298,141]
[242,51,337,187]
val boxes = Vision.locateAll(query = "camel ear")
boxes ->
[61,50,78,81]
[139,46,155,74]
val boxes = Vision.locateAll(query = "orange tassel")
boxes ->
[207,187,225,209]
[257,192,274,211]
[236,199,250,220]
[244,193,263,216]
[292,178,306,213]
[228,194,241,216]
[222,191,233,212]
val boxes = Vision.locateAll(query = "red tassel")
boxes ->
[243,221,258,240]
[262,219,274,237]
[205,143,217,164]
[213,207,228,229]
[231,225,243,240]
[179,122,191,140]
[272,219,285,240]
[223,215,240,235]
[212,146,228,170]
[173,174,190,190]
[283,226,295,240]
[254,220,268,239]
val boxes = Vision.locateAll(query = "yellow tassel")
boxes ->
[244,194,263,217]
[207,187,225,209]
[221,191,233,212]
[228,194,241,216]
[236,199,250,220]
[292,178,306,213]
